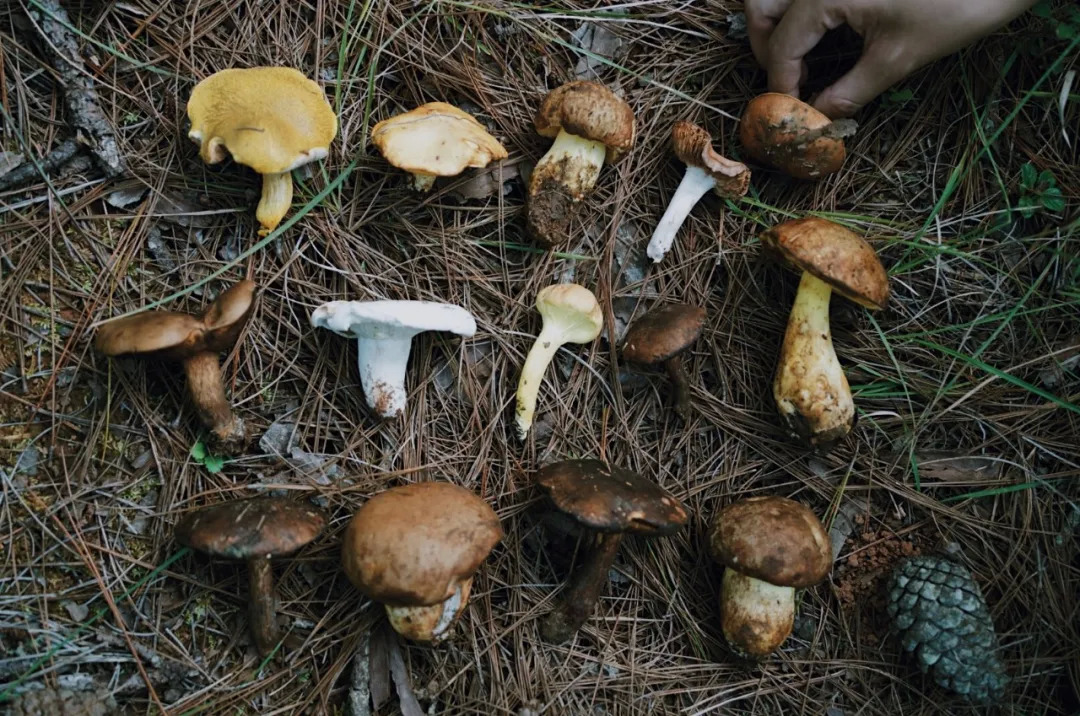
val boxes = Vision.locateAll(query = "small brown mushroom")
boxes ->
[622,304,706,418]
[341,482,503,643]
[708,496,831,659]
[739,93,856,180]
[535,459,687,643]
[175,496,326,656]
[94,280,256,452]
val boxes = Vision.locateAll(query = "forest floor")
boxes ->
[1,1,1078,714]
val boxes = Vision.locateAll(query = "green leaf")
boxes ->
[203,454,226,474]
[1031,0,1052,18]
[1042,188,1065,212]
[189,441,207,460]
[1017,195,1037,218]
[1058,23,1078,40]
[1037,169,1057,188]
[1020,162,1037,189]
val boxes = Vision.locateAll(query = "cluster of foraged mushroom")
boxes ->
[93,67,892,660]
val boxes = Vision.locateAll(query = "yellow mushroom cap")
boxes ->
[371,102,508,177]
[187,67,338,175]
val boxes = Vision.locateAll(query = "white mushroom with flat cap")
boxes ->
[310,300,476,419]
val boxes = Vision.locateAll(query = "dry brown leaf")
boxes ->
[916,451,1002,483]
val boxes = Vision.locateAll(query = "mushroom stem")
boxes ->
[183,351,245,449]
[410,172,437,192]
[514,325,564,440]
[773,270,853,451]
[385,577,473,643]
[256,171,293,237]
[719,569,795,659]
[354,334,414,419]
[247,556,279,656]
[664,354,691,419]
[541,532,623,643]
[646,165,716,263]
[527,129,608,248]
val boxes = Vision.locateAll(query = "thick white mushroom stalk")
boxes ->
[311,300,476,419]
[646,166,717,263]
[515,284,603,440]
[531,129,608,200]
[773,271,853,448]
[720,569,795,658]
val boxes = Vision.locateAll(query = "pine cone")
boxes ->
[886,555,1009,704]
[6,686,117,716]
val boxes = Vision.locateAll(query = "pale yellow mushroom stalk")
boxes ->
[187,67,338,236]
[515,284,603,440]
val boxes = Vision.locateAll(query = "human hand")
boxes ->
[745,0,1037,118]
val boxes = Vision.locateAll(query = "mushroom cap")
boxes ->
[341,482,503,607]
[708,496,831,588]
[187,67,337,175]
[309,300,477,341]
[175,496,326,560]
[535,284,603,344]
[534,81,636,163]
[94,280,257,361]
[622,304,706,365]
[760,217,890,310]
[738,93,845,179]
[535,459,688,536]
[371,102,508,178]
[671,121,750,198]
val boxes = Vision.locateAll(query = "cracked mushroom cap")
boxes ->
[708,496,831,588]
[761,217,890,310]
[536,459,688,536]
[342,482,504,606]
[187,67,337,175]
[94,281,257,361]
[309,300,477,341]
[672,121,750,199]
[622,304,706,365]
[175,496,327,560]
[534,81,636,162]
[371,102,508,177]
[739,93,846,179]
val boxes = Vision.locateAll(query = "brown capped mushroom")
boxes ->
[341,482,503,643]
[739,93,855,180]
[708,496,831,659]
[536,459,687,643]
[95,280,256,452]
[527,81,635,248]
[622,304,706,418]
[187,67,338,236]
[646,121,750,263]
[761,218,889,452]
[371,102,508,191]
[175,496,326,656]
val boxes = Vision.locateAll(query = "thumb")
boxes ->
[812,44,911,118]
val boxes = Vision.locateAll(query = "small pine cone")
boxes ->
[6,686,117,716]
[886,556,1009,704]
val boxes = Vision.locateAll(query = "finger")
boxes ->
[812,42,911,118]
[746,1,788,68]
[766,0,843,96]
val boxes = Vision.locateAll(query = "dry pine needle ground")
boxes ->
[1,1,1078,714]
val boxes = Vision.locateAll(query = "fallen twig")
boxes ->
[0,139,79,191]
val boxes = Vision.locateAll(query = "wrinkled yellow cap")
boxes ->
[187,67,337,175]
[371,102,507,178]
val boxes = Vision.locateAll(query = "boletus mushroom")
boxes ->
[514,284,603,440]
[371,102,508,191]
[94,280,256,452]
[528,81,635,248]
[175,496,326,656]
[536,459,687,643]
[708,496,831,659]
[310,300,477,419]
[761,217,889,451]
[187,67,338,236]
[739,93,856,180]
[622,303,706,418]
[341,482,503,643]
[646,121,750,263]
